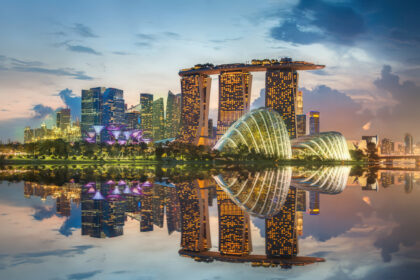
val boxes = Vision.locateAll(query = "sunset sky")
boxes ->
[0,0,419,142]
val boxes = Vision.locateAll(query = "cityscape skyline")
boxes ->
[0,0,419,142]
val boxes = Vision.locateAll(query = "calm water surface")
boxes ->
[0,165,419,280]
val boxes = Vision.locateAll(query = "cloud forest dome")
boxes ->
[213,108,292,159]
[213,167,292,218]
[291,132,351,161]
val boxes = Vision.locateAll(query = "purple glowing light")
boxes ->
[118,180,126,186]
[106,140,116,145]
[123,131,132,140]
[123,185,131,194]
[142,181,152,187]
[87,186,96,194]
[131,187,143,196]
[84,182,95,188]
[142,138,152,144]
[106,194,121,201]
[84,137,96,144]
[93,125,105,134]
[87,132,96,138]
[111,186,121,195]
[106,180,115,185]
[92,190,105,200]
[111,130,121,139]
[118,140,127,145]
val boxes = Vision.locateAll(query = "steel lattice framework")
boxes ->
[213,167,292,218]
[213,108,292,159]
[291,132,351,161]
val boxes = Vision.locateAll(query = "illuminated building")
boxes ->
[102,88,125,125]
[296,190,306,212]
[179,74,211,145]
[165,91,182,139]
[152,184,165,228]
[265,69,298,138]
[125,111,141,130]
[381,138,394,155]
[296,211,303,236]
[405,173,414,193]
[296,90,303,115]
[56,108,71,131]
[140,184,154,232]
[217,188,252,256]
[405,133,414,154]
[56,194,71,216]
[177,180,211,252]
[24,127,33,143]
[81,87,105,137]
[309,191,320,215]
[291,132,351,161]
[179,59,324,145]
[213,167,292,218]
[292,166,350,194]
[380,172,394,188]
[216,71,252,140]
[309,111,320,135]
[166,187,181,235]
[140,93,154,139]
[265,187,298,258]
[296,114,306,137]
[152,98,165,141]
[214,108,292,160]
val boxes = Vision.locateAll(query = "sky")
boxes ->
[0,0,419,142]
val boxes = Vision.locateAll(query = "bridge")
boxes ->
[379,155,420,165]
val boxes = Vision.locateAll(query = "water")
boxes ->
[0,165,419,280]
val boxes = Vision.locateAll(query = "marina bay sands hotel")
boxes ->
[178,58,325,145]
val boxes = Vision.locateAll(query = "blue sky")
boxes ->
[0,0,419,141]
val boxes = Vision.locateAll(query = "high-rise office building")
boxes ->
[140,93,154,139]
[296,114,306,137]
[177,180,211,252]
[166,187,181,235]
[81,87,106,137]
[381,138,394,155]
[152,98,165,141]
[266,187,298,258]
[404,133,414,154]
[296,189,306,212]
[165,91,182,139]
[309,111,320,135]
[216,71,252,140]
[179,74,211,145]
[296,90,303,115]
[152,185,165,228]
[309,191,320,215]
[24,126,34,143]
[56,108,71,131]
[102,88,125,127]
[140,184,154,232]
[217,189,252,256]
[265,69,298,138]
[125,111,141,130]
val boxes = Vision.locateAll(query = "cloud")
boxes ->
[209,37,242,44]
[32,104,54,120]
[135,31,181,47]
[67,271,101,280]
[66,44,101,55]
[31,205,56,220]
[371,65,420,139]
[269,0,365,45]
[58,204,81,236]
[72,23,98,38]
[112,51,131,55]
[12,65,93,80]
[57,89,81,120]
[302,85,372,139]
[250,88,265,110]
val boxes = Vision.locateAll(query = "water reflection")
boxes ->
[9,165,420,272]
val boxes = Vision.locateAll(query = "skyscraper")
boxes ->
[296,90,303,115]
[309,111,320,135]
[217,188,252,256]
[81,87,106,137]
[165,91,182,139]
[266,187,298,258]
[102,88,125,126]
[381,138,394,155]
[405,133,414,154]
[125,111,141,130]
[216,71,252,140]
[265,69,298,138]
[309,191,320,215]
[179,74,211,145]
[56,108,71,131]
[152,98,165,141]
[296,114,306,137]
[177,180,211,252]
[140,93,154,139]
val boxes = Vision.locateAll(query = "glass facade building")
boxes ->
[140,93,154,139]
[214,108,292,160]
[216,71,252,141]
[291,132,351,161]
[265,69,298,138]
[179,74,211,145]
[152,98,165,141]
[56,108,71,131]
[296,114,306,137]
[165,91,182,139]
[81,87,105,137]
[309,111,320,135]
